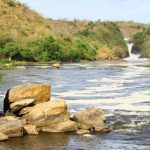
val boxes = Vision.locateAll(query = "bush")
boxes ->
[6,0,16,7]
[76,40,96,60]
[133,32,145,45]
[60,48,80,62]
[31,36,61,62]
[20,48,35,61]
[77,29,90,36]
[3,42,22,60]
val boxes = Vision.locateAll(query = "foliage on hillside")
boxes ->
[117,21,148,38]
[132,27,150,58]
[0,0,128,62]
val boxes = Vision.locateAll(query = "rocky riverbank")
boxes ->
[0,83,110,142]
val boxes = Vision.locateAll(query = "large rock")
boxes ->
[0,116,26,137]
[21,99,68,126]
[3,84,51,114]
[20,99,77,132]
[8,84,51,104]
[0,133,8,141]
[74,108,109,132]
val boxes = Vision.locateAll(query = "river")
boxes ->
[0,43,150,150]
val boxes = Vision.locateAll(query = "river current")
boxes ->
[0,48,150,149]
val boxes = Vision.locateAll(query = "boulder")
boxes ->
[41,120,78,133]
[52,63,60,68]
[8,84,51,104]
[74,108,109,132]
[10,98,35,112]
[0,133,8,141]
[76,129,90,135]
[23,125,38,135]
[21,99,78,133]
[20,99,78,133]
[34,66,50,69]
[0,116,26,137]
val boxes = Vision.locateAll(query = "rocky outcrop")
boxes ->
[131,45,141,54]
[1,84,110,141]
[73,108,110,132]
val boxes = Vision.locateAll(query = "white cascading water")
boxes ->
[124,38,140,61]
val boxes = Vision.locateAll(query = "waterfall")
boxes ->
[124,38,140,61]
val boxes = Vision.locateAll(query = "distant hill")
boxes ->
[0,0,129,62]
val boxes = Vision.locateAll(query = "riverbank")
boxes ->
[0,60,62,70]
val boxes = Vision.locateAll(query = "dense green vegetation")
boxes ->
[0,74,3,80]
[132,27,150,58]
[0,0,129,64]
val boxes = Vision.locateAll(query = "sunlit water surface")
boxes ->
[0,58,150,150]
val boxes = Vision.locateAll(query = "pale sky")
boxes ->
[18,0,150,23]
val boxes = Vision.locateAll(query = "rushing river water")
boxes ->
[0,45,150,149]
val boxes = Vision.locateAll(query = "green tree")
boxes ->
[32,36,61,62]
[3,42,21,60]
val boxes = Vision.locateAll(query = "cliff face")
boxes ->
[0,0,128,61]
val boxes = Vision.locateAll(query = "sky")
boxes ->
[18,0,150,23]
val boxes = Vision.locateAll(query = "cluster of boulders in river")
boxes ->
[0,84,110,141]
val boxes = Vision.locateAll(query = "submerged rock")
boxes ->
[34,66,50,69]
[52,63,60,68]
[74,108,110,132]
[0,133,8,141]
[76,129,90,135]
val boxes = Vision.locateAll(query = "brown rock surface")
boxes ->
[23,125,38,135]
[0,133,8,141]
[41,120,78,133]
[10,98,35,112]
[74,108,109,132]
[21,99,69,127]
[8,84,51,104]
[0,116,26,137]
